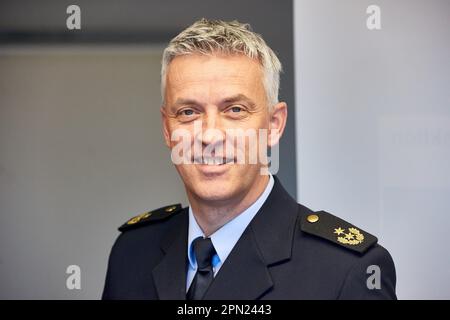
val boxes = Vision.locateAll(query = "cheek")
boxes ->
[166,122,195,148]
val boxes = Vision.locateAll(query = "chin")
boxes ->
[192,181,236,202]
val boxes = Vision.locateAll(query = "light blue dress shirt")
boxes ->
[186,174,274,291]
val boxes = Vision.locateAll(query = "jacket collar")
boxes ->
[152,209,189,300]
[249,175,299,266]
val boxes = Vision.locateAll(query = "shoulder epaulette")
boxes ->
[118,204,183,232]
[300,210,378,254]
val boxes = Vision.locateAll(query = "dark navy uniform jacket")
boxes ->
[102,176,396,299]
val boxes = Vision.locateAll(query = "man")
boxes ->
[102,18,396,300]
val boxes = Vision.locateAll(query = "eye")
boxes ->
[181,109,194,115]
[226,105,246,114]
[175,108,200,122]
[178,108,196,116]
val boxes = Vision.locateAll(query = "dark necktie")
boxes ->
[186,237,217,300]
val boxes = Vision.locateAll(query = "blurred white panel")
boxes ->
[294,0,450,299]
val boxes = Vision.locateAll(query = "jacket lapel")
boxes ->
[152,209,188,300]
[204,176,299,299]
[203,225,274,299]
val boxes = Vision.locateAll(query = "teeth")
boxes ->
[193,157,234,165]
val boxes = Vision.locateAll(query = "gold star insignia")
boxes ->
[336,227,365,245]
[334,227,345,235]
[345,233,355,240]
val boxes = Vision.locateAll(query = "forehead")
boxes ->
[164,53,265,102]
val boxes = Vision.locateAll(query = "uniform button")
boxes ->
[307,214,319,223]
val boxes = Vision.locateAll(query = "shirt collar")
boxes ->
[187,174,274,269]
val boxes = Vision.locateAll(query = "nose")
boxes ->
[195,111,225,147]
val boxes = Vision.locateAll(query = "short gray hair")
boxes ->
[161,18,282,108]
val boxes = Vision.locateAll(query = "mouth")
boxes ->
[193,157,235,165]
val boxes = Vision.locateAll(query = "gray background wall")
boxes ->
[295,0,450,299]
[0,0,296,299]
[0,47,189,299]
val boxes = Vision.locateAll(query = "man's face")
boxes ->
[162,53,285,204]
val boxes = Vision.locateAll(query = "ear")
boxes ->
[160,106,171,148]
[268,102,287,147]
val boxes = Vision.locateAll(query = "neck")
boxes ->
[188,175,270,237]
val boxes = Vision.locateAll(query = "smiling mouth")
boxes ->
[193,157,235,165]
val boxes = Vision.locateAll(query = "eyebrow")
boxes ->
[172,94,257,109]
[222,94,257,109]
